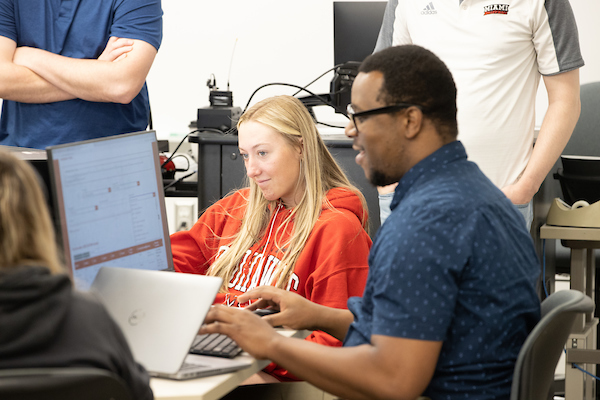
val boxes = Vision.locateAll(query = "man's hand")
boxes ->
[501,178,537,205]
[98,37,134,62]
[200,305,280,360]
[238,286,354,341]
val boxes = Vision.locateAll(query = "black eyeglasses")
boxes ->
[346,103,424,130]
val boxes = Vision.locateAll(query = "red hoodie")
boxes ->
[170,187,371,381]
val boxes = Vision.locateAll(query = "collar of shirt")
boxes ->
[390,140,467,211]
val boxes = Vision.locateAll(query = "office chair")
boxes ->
[563,81,600,157]
[549,81,600,274]
[553,81,600,205]
[510,290,594,400]
[0,367,133,400]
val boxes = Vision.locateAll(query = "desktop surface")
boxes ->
[150,329,307,400]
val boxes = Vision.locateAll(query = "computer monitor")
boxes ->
[46,131,173,289]
[333,1,387,66]
[1,145,54,219]
[330,1,387,113]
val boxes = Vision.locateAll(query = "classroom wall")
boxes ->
[152,0,600,232]
[148,0,344,144]
[147,0,600,142]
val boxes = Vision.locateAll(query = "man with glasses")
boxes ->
[199,45,540,400]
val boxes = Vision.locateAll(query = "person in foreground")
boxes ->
[170,95,372,382]
[0,150,153,400]
[200,45,541,400]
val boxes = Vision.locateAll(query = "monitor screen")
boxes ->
[1,145,55,220]
[46,131,173,290]
[334,1,387,65]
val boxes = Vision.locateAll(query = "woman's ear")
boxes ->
[298,137,304,157]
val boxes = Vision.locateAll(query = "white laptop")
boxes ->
[91,267,253,380]
[46,131,253,379]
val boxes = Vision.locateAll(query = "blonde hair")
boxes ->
[207,95,368,291]
[0,149,63,274]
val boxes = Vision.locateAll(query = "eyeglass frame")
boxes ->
[346,103,424,130]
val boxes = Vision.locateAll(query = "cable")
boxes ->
[169,154,191,172]
[227,38,238,92]
[546,242,600,383]
[242,82,350,121]
[161,131,194,168]
[317,121,347,129]
[291,65,342,97]
[163,170,197,191]
[561,348,600,381]
[197,127,227,135]
[543,239,549,298]
[160,127,227,171]
[574,362,600,380]
[242,83,337,114]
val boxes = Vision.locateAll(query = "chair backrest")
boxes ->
[510,290,594,400]
[563,81,600,157]
[554,81,600,204]
[0,367,133,400]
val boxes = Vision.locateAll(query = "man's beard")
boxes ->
[369,168,397,187]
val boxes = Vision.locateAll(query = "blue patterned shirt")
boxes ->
[345,141,540,399]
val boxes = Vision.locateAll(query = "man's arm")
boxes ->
[0,36,74,103]
[238,286,354,341]
[12,38,157,104]
[202,305,442,400]
[502,69,581,204]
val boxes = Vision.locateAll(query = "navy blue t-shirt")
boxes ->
[0,0,163,149]
[344,141,540,399]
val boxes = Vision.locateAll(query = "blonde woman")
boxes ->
[0,150,153,400]
[170,95,372,381]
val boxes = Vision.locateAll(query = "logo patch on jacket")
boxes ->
[483,4,509,15]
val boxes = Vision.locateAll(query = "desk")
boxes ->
[150,330,306,400]
[540,225,600,400]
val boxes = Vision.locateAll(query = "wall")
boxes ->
[148,0,600,141]
[147,0,348,144]
[148,0,600,232]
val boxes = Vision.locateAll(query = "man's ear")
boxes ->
[404,107,424,140]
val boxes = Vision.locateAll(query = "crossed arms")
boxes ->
[201,287,442,400]
[0,35,157,104]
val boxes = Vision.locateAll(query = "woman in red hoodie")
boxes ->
[170,95,372,382]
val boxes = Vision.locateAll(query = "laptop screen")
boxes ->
[46,131,173,290]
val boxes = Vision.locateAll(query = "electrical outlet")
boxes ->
[175,204,194,231]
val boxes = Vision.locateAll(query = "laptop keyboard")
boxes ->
[189,333,243,358]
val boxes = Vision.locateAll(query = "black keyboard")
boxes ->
[189,333,243,358]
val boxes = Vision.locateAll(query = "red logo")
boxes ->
[483,4,509,15]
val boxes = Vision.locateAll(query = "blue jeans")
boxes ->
[378,192,394,226]
[515,200,533,232]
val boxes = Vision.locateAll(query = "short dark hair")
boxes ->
[359,45,458,139]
